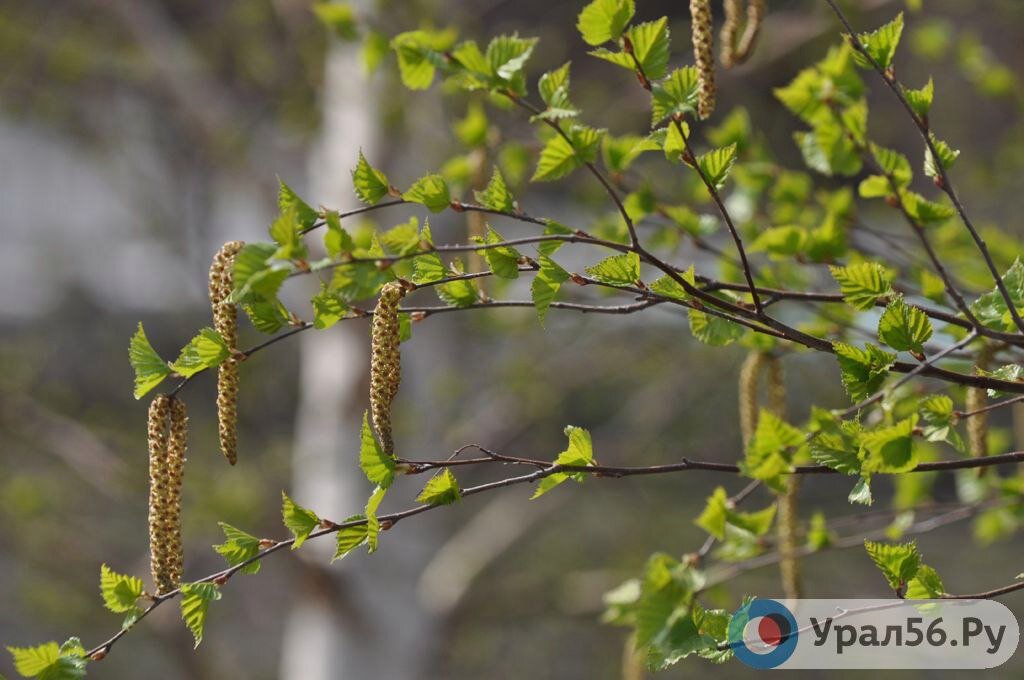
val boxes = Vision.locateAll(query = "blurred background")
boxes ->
[1,0,1023,677]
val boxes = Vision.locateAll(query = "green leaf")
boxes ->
[531,125,603,182]
[486,34,537,82]
[870,143,912,188]
[601,134,647,173]
[477,225,522,280]
[807,511,834,550]
[179,582,222,648]
[281,492,320,549]
[906,564,945,599]
[454,100,489,147]
[810,431,862,475]
[365,485,387,553]
[268,208,307,260]
[904,77,934,119]
[649,266,695,301]
[694,144,737,190]
[878,296,933,353]
[532,425,594,499]
[474,166,515,212]
[435,259,481,308]
[860,415,919,473]
[531,255,570,326]
[7,640,86,680]
[170,328,229,378]
[585,251,640,286]
[742,410,804,486]
[689,309,744,347]
[833,341,896,402]
[311,286,349,330]
[359,411,395,488]
[380,217,422,256]
[277,179,318,230]
[389,29,456,90]
[864,539,921,590]
[750,226,806,257]
[924,133,959,178]
[901,191,955,225]
[129,322,171,399]
[332,515,369,562]
[535,62,578,120]
[695,487,776,539]
[591,18,669,81]
[403,174,451,212]
[212,523,262,575]
[312,2,358,41]
[852,12,904,70]
[919,394,963,451]
[231,242,290,302]
[416,468,462,505]
[242,295,290,334]
[848,476,874,505]
[576,0,635,46]
[795,120,862,177]
[650,67,700,126]
[970,258,1024,331]
[99,564,143,614]
[352,151,390,205]
[858,174,893,199]
[830,262,892,310]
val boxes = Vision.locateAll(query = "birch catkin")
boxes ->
[738,351,801,600]
[148,395,187,594]
[690,0,716,119]
[370,281,407,457]
[722,0,766,68]
[209,241,244,465]
[720,0,742,68]
[966,345,995,474]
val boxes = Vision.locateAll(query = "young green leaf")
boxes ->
[970,258,1024,331]
[694,144,737,190]
[807,512,834,550]
[352,151,390,205]
[878,297,933,353]
[860,415,919,473]
[848,476,874,506]
[170,328,229,378]
[435,259,481,308]
[906,564,945,599]
[864,539,921,591]
[742,410,804,487]
[281,492,320,549]
[179,582,222,648]
[829,262,892,310]
[99,564,144,614]
[584,251,640,286]
[277,178,319,230]
[243,295,290,334]
[7,639,86,680]
[532,425,594,499]
[231,242,291,302]
[535,62,578,120]
[129,322,171,399]
[477,225,522,279]
[689,309,744,346]
[403,174,451,212]
[312,2,358,41]
[870,143,912,188]
[311,286,349,330]
[851,12,904,70]
[474,166,515,212]
[531,255,570,326]
[212,523,262,575]
[416,468,463,505]
[359,410,395,488]
[650,67,700,126]
[576,0,635,46]
[923,133,959,178]
[332,515,369,562]
[904,77,934,119]
[365,485,387,553]
[901,191,955,225]
[833,341,896,402]
[591,18,669,81]
[531,125,603,182]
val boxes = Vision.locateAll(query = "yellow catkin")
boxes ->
[690,0,716,119]
[734,0,766,65]
[720,0,742,68]
[966,344,996,477]
[148,395,187,594]
[209,241,244,465]
[370,281,407,457]
[739,351,801,600]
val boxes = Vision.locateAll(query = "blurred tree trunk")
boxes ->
[277,22,440,680]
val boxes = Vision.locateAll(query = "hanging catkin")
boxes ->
[209,241,244,465]
[966,344,996,475]
[370,281,407,457]
[690,0,716,119]
[739,351,802,600]
[148,395,187,594]
[722,0,766,68]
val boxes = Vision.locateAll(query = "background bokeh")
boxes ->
[1,0,1023,678]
